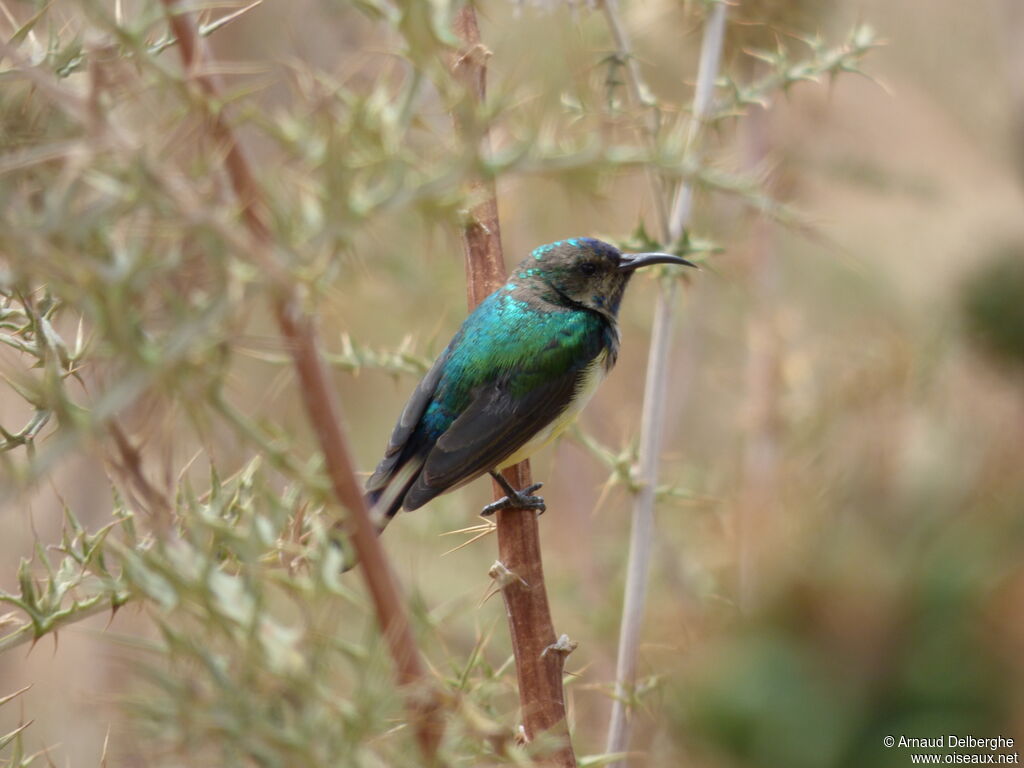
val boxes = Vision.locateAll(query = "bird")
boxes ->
[365,237,696,530]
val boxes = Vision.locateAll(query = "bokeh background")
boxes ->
[2,0,1024,765]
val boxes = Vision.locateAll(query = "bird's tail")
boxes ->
[366,456,424,533]
[338,459,424,573]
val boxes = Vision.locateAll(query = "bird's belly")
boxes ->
[497,352,608,470]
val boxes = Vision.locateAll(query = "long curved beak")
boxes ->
[617,252,699,272]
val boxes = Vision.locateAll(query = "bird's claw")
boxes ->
[481,482,546,517]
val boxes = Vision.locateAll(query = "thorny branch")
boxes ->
[601,2,729,765]
[451,6,576,767]
[157,0,444,759]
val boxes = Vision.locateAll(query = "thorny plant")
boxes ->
[0,0,877,765]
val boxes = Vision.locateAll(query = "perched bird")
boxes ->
[365,237,696,530]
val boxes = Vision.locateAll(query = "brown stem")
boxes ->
[451,7,576,767]
[157,1,443,759]
[107,421,173,532]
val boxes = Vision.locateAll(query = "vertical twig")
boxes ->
[599,0,670,239]
[737,102,781,613]
[603,3,729,764]
[451,7,576,767]
[157,1,443,760]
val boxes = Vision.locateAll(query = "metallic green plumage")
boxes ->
[364,237,695,528]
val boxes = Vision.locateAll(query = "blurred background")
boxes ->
[2,0,1024,765]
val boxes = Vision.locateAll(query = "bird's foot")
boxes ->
[482,472,546,516]
[481,483,545,516]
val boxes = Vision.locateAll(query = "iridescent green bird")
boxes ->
[365,237,695,529]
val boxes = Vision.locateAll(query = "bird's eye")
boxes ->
[580,262,597,276]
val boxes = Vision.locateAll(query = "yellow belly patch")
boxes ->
[497,351,608,469]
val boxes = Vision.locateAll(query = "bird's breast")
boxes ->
[497,348,610,469]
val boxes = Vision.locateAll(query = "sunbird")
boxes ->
[365,237,696,529]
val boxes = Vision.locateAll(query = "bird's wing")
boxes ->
[364,344,451,498]
[400,365,582,511]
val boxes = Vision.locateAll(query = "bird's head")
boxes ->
[513,237,697,318]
